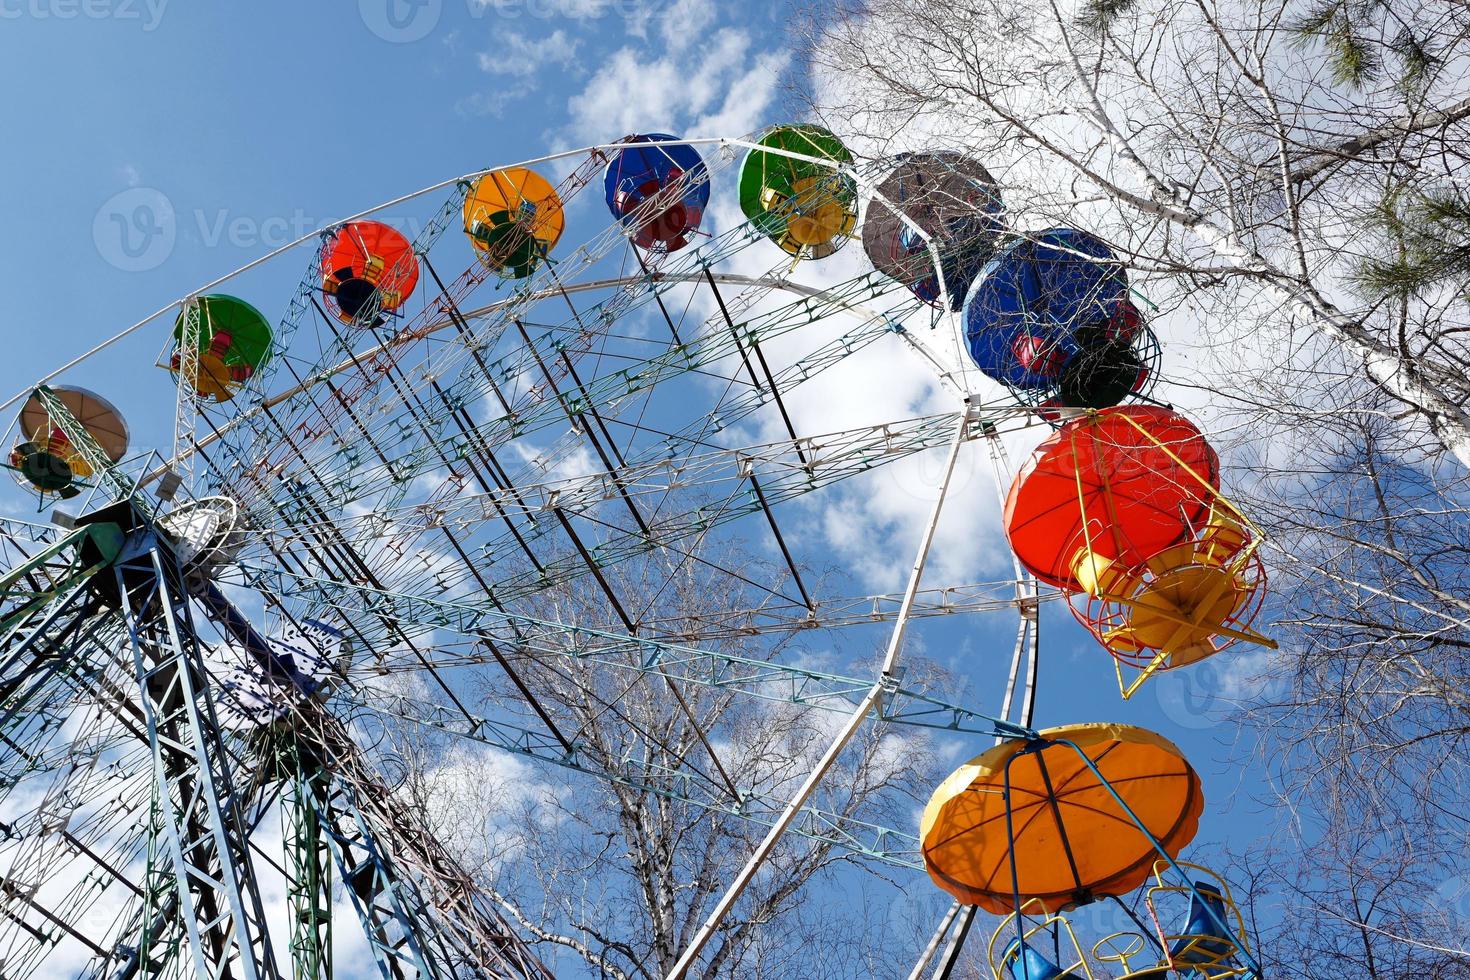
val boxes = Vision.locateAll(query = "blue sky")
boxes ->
[0,1,795,403]
[0,1,1287,972]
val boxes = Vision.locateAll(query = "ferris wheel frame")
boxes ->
[0,132,1065,980]
[0,134,979,419]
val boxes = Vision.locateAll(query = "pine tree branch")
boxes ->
[1043,4,1470,467]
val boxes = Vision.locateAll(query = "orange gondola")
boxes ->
[922,723,1203,915]
[463,168,564,278]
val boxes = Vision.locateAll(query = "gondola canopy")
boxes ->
[1004,406,1219,591]
[738,124,857,259]
[463,167,565,279]
[169,295,273,403]
[319,221,419,328]
[922,723,1203,914]
[965,228,1129,390]
[862,151,1004,310]
[603,134,709,252]
[9,386,129,497]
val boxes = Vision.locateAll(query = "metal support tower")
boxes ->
[112,531,280,980]
[280,737,333,980]
[170,299,203,496]
[288,736,441,980]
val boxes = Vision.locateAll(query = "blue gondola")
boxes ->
[1000,938,1088,980]
[1166,881,1257,977]
[603,134,709,252]
[964,227,1129,389]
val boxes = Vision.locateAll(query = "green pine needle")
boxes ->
[1078,0,1139,29]
[1327,19,1381,85]
[1291,0,1342,38]
[1355,189,1470,302]
[1390,29,1439,92]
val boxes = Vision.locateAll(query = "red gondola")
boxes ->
[1004,406,1275,697]
[319,220,419,328]
[1004,406,1218,591]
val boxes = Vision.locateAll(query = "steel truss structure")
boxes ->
[0,136,1058,979]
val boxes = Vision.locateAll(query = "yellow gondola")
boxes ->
[463,167,564,279]
[922,723,1203,914]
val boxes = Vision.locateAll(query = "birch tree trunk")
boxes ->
[808,0,1470,464]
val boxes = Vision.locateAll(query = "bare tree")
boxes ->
[1244,403,1470,811]
[380,550,942,978]
[1217,397,1470,971]
[1221,827,1470,979]
[807,0,1470,464]
[804,0,1470,971]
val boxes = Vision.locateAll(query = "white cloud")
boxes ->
[418,744,568,862]
[471,0,614,17]
[477,29,581,77]
[1213,643,1289,703]
[461,25,584,117]
[469,0,653,32]
[561,27,789,146]
[657,0,717,50]
[458,85,536,118]
[555,0,621,18]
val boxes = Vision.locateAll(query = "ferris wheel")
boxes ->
[0,126,1272,979]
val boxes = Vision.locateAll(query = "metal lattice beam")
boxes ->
[236,561,1021,738]
[350,686,927,870]
[112,540,280,980]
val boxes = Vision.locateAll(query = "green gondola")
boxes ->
[170,295,273,402]
[738,124,857,259]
